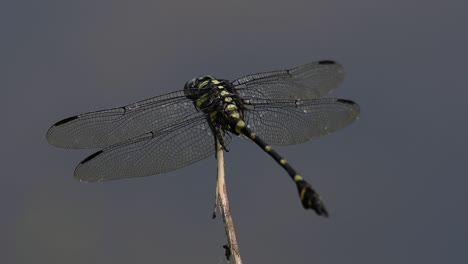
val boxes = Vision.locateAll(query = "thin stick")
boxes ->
[216,140,242,264]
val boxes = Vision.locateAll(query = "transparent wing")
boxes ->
[233,61,344,100]
[46,91,200,149]
[243,98,360,145]
[74,116,231,182]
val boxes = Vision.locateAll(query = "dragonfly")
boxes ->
[46,60,360,217]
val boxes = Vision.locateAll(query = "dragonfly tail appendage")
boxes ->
[295,179,329,217]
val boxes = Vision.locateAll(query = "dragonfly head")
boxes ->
[184,75,215,89]
[184,75,215,99]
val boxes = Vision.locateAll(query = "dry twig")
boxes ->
[215,140,242,264]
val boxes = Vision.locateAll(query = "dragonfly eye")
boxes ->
[184,76,214,99]
[184,78,197,89]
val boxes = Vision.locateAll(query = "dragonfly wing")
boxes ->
[233,61,344,100]
[243,98,360,145]
[74,116,231,182]
[46,91,199,149]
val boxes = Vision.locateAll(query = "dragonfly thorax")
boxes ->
[184,76,245,134]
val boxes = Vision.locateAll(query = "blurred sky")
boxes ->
[2,0,468,263]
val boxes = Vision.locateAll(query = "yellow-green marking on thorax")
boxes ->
[209,111,217,120]
[195,93,210,108]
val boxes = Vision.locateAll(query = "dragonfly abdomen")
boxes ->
[233,119,329,217]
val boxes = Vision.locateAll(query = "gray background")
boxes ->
[2,0,467,263]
